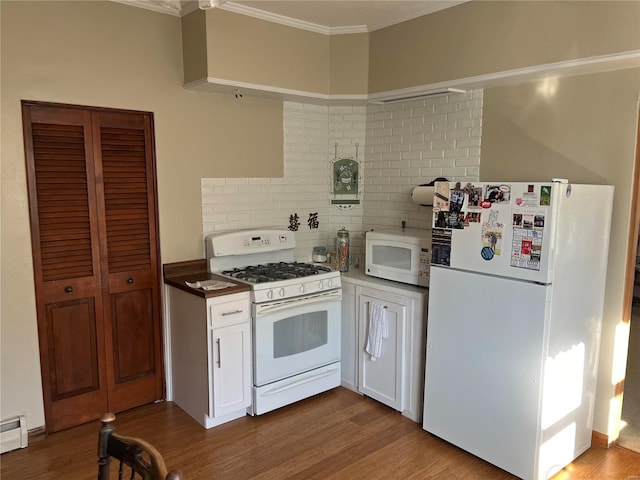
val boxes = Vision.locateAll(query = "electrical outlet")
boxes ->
[401,214,408,226]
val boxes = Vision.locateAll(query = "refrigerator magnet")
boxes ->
[481,246,494,261]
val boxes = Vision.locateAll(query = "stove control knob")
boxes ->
[299,284,305,293]
[326,279,333,288]
[267,290,274,300]
[278,288,285,297]
[318,280,324,290]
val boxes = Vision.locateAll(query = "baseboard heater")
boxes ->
[0,414,28,454]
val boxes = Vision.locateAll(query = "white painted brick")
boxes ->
[434,103,455,114]
[391,143,411,153]
[330,106,354,114]
[448,110,471,121]
[403,116,425,127]
[455,157,481,167]
[432,157,457,168]
[373,111,393,121]
[201,178,225,186]
[442,167,470,179]
[423,149,445,159]
[384,134,403,145]
[456,137,481,148]
[381,152,402,162]
[425,113,447,125]
[445,148,469,158]
[446,127,471,139]
[432,139,456,150]
[370,127,393,137]
[419,167,445,177]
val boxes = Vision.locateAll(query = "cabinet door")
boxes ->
[211,322,251,418]
[358,294,406,411]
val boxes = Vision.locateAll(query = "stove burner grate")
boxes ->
[221,262,333,284]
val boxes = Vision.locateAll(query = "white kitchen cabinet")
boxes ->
[358,291,406,412]
[167,287,252,428]
[341,270,427,423]
[340,280,357,392]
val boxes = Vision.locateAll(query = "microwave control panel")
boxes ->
[419,247,431,279]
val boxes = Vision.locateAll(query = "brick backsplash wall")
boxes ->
[201,91,482,265]
[363,90,483,233]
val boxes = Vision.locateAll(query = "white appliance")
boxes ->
[206,229,342,416]
[423,179,614,480]
[365,228,431,287]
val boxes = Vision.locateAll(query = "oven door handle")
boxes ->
[261,367,340,396]
[254,289,342,317]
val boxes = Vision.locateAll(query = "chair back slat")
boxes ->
[97,413,184,480]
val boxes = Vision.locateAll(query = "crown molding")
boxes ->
[218,3,368,35]
[184,77,369,105]
[114,1,468,34]
[113,0,183,16]
[367,0,468,31]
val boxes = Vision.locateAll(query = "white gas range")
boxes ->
[206,229,342,415]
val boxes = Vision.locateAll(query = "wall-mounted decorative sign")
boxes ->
[331,143,361,209]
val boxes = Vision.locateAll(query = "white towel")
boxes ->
[365,302,388,361]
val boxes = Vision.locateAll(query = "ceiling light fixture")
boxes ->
[198,0,227,9]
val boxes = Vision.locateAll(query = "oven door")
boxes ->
[253,289,341,386]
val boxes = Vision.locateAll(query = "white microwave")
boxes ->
[365,228,432,287]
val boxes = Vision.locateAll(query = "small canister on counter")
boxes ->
[336,227,350,272]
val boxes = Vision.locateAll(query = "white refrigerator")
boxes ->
[423,179,614,480]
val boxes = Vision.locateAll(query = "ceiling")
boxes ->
[118,0,469,34]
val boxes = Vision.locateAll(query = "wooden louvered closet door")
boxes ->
[22,102,164,432]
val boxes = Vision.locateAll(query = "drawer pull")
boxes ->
[221,309,243,317]
[126,277,134,284]
[64,286,73,293]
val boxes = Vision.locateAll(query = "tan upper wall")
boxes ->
[183,10,370,96]
[182,9,208,84]
[369,0,640,93]
[204,9,330,93]
[329,33,369,95]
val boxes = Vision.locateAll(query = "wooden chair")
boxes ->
[98,413,184,480]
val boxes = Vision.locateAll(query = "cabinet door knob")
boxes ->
[126,277,134,284]
[64,286,73,293]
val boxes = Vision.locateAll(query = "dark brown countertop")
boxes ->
[163,259,250,299]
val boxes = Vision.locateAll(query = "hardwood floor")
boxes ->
[2,388,639,479]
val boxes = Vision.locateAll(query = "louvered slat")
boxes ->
[101,127,151,273]
[32,123,93,282]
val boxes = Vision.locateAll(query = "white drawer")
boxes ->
[209,296,250,328]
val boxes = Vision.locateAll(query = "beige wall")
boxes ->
[0,0,283,428]
[205,9,330,93]
[369,1,640,93]
[181,9,208,84]
[329,33,369,95]
[481,69,640,437]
